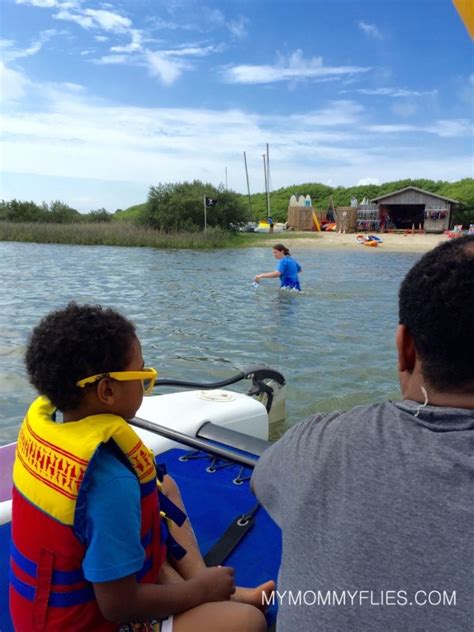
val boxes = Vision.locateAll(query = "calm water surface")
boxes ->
[0,241,421,444]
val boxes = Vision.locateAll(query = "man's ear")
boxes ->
[396,324,417,373]
[96,378,117,405]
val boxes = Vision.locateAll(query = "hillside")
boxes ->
[114,202,146,221]
[121,178,474,224]
[245,178,474,222]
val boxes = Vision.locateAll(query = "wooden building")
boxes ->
[287,194,314,230]
[371,186,459,234]
[335,207,358,232]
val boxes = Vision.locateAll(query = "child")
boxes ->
[10,302,273,632]
[254,243,302,291]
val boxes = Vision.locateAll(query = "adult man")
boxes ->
[252,235,474,631]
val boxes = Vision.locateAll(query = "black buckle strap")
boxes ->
[203,503,261,567]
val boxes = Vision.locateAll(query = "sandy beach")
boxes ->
[287,231,450,253]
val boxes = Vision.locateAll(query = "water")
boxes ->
[0,241,421,444]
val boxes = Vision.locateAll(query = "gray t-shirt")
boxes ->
[252,401,474,631]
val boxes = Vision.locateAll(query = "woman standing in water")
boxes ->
[254,243,302,291]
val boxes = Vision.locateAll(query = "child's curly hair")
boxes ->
[25,302,136,411]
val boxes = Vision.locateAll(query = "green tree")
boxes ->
[140,181,249,231]
[84,208,112,222]
[244,178,474,226]
[47,200,80,223]
[0,199,47,222]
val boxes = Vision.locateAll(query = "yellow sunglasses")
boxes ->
[76,367,158,395]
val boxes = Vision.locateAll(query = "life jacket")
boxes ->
[10,396,170,631]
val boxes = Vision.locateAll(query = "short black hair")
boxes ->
[399,235,474,392]
[25,302,137,411]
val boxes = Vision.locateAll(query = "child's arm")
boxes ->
[94,565,235,623]
[254,271,280,281]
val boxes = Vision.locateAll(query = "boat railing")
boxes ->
[154,364,286,414]
[130,417,271,469]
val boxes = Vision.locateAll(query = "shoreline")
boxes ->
[283,231,450,253]
[0,220,452,253]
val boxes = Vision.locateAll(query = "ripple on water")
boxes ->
[0,242,420,443]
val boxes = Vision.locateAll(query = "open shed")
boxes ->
[371,186,459,234]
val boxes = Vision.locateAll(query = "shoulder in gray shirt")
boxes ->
[252,401,474,631]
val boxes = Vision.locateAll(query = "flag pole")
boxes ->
[203,195,207,233]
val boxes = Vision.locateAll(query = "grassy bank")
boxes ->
[0,221,321,250]
[0,221,238,249]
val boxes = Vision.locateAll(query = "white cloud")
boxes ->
[110,29,143,53]
[430,119,472,137]
[224,49,371,84]
[53,7,132,33]
[367,124,416,134]
[228,16,249,39]
[161,44,222,58]
[94,54,128,65]
[367,118,470,138]
[0,61,29,100]
[53,9,95,29]
[92,40,219,80]
[145,50,185,85]
[12,1,228,85]
[2,30,57,62]
[61,82,84,92]
[1,66,470,211]
[83,9,132,33]
[391,101,418,118]
[15,0,59,7]
[355,87,437,98]
[358,21,383,39]
[201,8,249,39]
[291,100,364,127]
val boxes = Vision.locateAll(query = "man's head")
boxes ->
[25,302,139,413]
[398,235,474,394]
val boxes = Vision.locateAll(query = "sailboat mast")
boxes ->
[266,143,271,218]
[243,151,252,218]
[262,153,268,217]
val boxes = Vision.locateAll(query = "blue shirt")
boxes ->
[276,256,302,290]
[79,443,145,583]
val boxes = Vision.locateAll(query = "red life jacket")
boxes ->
[10,396,167,631]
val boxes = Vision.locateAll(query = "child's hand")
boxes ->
[192,566,236,602]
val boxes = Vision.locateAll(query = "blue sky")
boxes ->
[1,0,473,212]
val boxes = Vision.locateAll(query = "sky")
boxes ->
[1,0,473,212]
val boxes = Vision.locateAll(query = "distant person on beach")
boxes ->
[253,243,302,291]
[339,209,348,234]
[252,235,474,631]
[10,302,273,632]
